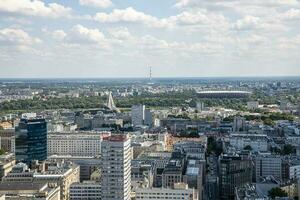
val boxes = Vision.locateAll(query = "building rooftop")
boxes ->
[102,134,128,142]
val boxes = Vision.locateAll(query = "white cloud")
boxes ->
[233,15,262,30]
[280,8,300,19]
[93,7,168,28]
[55,25,110,50]
[109,27,132,40]
[93,7,229,30]
[0,28,40,46]
[79,0,113,8]
[52,30,67,41]
[0,0,72,18]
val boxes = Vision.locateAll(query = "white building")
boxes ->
[47,132,104,157]
[247,101,259,110]
[136,183,198,200]
[70,181,101,200]
[131,105,145,126]
[101,134,132,200]
[229,134,268,152]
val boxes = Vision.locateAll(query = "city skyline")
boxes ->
[1,0,300,78]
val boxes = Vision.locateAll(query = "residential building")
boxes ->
[101,134,131,200]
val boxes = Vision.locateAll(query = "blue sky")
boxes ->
[0,0,300,78]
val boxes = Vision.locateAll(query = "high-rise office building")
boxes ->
[15,118,47,164]
[101,134,131,200]
[233,116,246,132]
[219,154,252,200]
[131,105,145,126]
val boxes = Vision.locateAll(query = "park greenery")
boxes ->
[0,89,298,117]
[268,187,288,199]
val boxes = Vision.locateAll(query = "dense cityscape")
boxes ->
[0,77,298,200]
[1,0,300,199]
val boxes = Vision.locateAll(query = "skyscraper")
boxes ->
[131,105,145,126]
[101,134,131,200]
[15,118,47,164]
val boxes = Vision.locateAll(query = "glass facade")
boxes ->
[15,118,47,164]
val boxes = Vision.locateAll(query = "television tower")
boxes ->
[149,66,152,82]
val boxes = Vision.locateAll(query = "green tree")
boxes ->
[244,145,253,151]
[0,149,5,155]
[268,187,288,199]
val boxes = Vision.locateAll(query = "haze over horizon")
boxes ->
[0,0,300,78]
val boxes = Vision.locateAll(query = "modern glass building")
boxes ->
[15,118,47,164]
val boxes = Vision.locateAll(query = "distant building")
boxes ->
[233,116,246,132]
[229,133,268,152]
[132,105,145,126]
[196,101,205,112]
[144,109,153,127]
[101,134,132,200]
[15,118,47,164]
[197,91,251,98]
[247,101,259,110]
[70,181,101,200]
[219,154,253,200]
[136,183,198,200]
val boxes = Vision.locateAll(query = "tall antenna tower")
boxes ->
[149,66,152,82]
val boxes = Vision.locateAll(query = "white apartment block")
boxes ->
[47,133,103,156]
[101,134,131,200]
[136,183,198,200]
[229,134,268,152]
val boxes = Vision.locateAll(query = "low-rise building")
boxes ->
[2,160,79,200]
[136,183,198,200]
[70,181,101,200]
[0,182,60,200]
[0,153,15,179]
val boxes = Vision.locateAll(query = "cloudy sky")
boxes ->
[0,0,300,78]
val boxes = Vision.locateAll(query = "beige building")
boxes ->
[0,153,15,179]
[2,161,79,200]
[0,182,60,200]
[0,129,14,152]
